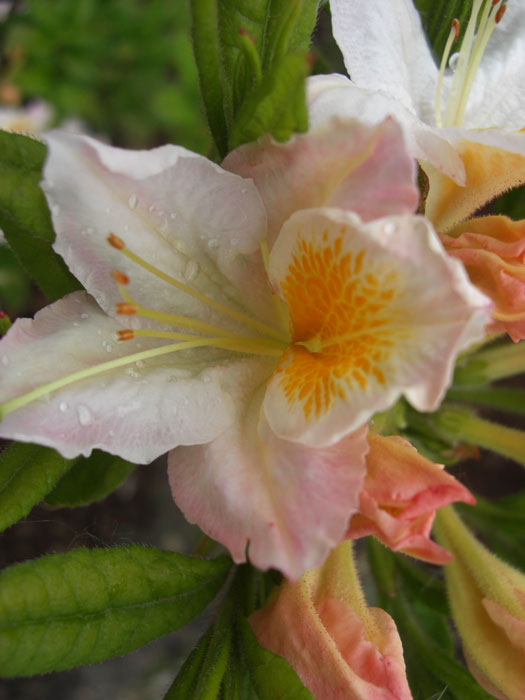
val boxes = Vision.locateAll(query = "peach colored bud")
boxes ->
[441,215,525,341]
[435,507,525,700]
[346,434,474,564]
[250,541,413,700]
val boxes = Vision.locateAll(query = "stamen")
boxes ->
[117,329,135,341]
[128,328,286,353]
[107,233,125,250]
[260,238,290,334]
[0,336,284,420]
[435,18,460,128]
[116,303,138,315]
[111,270,130,285]
[108,235,288,342]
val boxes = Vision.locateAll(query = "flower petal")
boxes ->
[329,0,438,120]
[42,131,274,329]
[264,208,491,445]
[223,115,419,244]
[168,384,368,579]
[346,434,475,564]
[250,541,413,699]
[0,291,264,463]
[442,216,525,341]
[307,75,466,185]
[425,128,525,232]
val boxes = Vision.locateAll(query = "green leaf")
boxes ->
[0,442,77,532]
[0,547,232,676]
[446,385,525,416]
[229,52,308,150]
[191,0,319,156]
[238,617,314,700]
[164,603,233,700]
[0,130,81,301]
[46,450,136,507]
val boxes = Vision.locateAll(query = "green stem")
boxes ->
[454,341,525,385]
[446,385,525,416]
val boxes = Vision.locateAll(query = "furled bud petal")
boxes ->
[441,215,525,341]
[346,434,475,564]
[435,506,525,700]
[250,541,413,700]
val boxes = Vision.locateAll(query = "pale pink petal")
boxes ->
[168,388,368,579]
[250,542,413,699]
[42,131,274,329]
[307,75,465,185]
[223,116,419,245]
[264,208,491,446]
[329,0,438,121]
[0,291,269,463]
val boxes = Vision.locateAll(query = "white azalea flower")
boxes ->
[0,122,490,577]
[311,0,525,230]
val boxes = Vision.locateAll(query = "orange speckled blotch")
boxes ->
[276,232,405,420]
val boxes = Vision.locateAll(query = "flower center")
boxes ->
[435,0,507,128]
[0,234,289,420]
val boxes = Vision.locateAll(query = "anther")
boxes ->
[116,303,138,315]
[452,18,460,40]
[107,233,125,250]
[495,3,506,23]
[117,329,135,341]
[111,270,130,285]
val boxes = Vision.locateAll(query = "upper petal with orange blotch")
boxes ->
[263,208,491,446]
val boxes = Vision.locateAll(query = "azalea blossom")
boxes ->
[0,120,490,578]
[310,0,525,231]
[250,540,414,700]
[346,433,475,564]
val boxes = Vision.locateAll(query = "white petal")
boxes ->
[307,76,465,184]
[0,292,271,463]
[329,0,438,120]
[42,131,274,331]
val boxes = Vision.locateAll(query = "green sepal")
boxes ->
[0,547,232,677]
[0,131,81,301]
[229,51,309,150]
[0,442,78,533]
[46,449,137,507]
[238,617,314,700]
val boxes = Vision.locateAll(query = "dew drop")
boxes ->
[148,205,156,213]
[135,359,145,368]
[128,194,138,209]
[449,52,459,71]
[76,404,93,426]
[105,343,113,353]
[241,188,248,195]
[207,238,218,249]
[59,401,69,413]
[105,207,111,214]
[80,312,89,320]
[383,222,396,235]
[184,260,199,282]
[169,212,177,220]
[1,356,9,367]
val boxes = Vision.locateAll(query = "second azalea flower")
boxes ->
[0,118,490,578]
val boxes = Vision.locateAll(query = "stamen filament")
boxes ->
[260,238,290,334]
[128,328,286,352]
[0,336,284,420]
[109,235,287,342]
[435,19,459,128]
[443,0,483,127]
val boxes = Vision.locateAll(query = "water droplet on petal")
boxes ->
[128,194,137,209]
[449,52,459,71]
[105,343,113,353]
[207,238,218,249]
[148,205,156,213]
[105,207,111,214]
[1,356,9,367]
[184,260,199,282]
[76,404,93,426]
[80,313,89,320]
[59,401,69,413]
[135,359,145,368]
[169,212,177,221]
[383,222,396,235]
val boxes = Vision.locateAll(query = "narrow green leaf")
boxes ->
[446,385,525,416]
[239,617,314,700]
[0,547,232,676]
[46,450,136,507]
[0,442,77,532]
[190,0,230,157]
[0,131,81,301]
[165,603,233,700]
[229,52,309,150]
